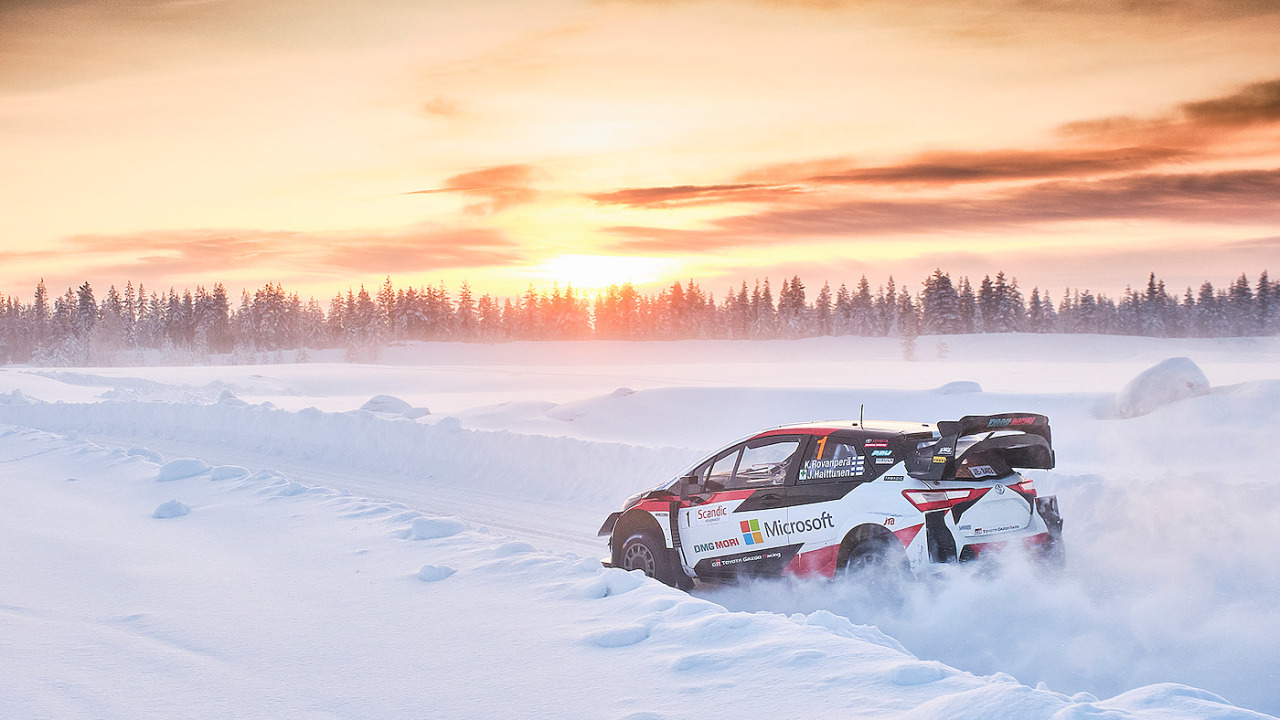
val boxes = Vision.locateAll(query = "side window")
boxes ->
[705,450,740,490]
[729,437,800,488]
[798,435,865,484]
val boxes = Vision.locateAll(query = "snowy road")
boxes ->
[2,336,1279,719]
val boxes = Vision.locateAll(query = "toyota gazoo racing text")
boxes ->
[598,413,1064,589]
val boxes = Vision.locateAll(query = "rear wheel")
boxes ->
[839,534,909,600]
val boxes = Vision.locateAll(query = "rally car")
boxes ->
[598,413,1063,589]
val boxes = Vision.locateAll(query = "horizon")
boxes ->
[7,265,1274,309]
[3,1,1279,299]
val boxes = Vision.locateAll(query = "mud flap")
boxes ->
[1035,495,1065,568]
[667,500,694,590]
[925,510,957,563]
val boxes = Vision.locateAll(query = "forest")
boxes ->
[0,269,1275,366]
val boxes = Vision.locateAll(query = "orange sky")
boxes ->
[3,0,1280,302]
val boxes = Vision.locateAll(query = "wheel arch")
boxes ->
[610,508,668,567]
[836,523,903,569]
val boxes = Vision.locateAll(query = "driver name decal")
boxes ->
[799,455,863,481]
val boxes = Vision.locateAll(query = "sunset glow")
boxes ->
[2,0,1279,300]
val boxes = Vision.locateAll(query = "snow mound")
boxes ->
[934,380,983,394]
[156,458,211,482]
[493,540,537,556]
[360,395,412,414]
[217,389,249,407]
[152,500,190,518]
[416,564,456,582]
[209,465,249,481]
[610,387,636,398]
[1108,357,1211,418]
[579,567,647,598]
[276,481,310,496]
[409,516,467,540]
[582,625,650,648]
[126,447,163,463]
[0,389,33,405]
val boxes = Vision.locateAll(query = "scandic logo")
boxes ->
[697,506,727,521]
[740,519,763,545]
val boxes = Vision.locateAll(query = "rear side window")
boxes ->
[798,435,865,484]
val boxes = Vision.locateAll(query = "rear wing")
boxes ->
[906,413,1054,481]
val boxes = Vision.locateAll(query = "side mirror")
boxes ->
[679,473,695,502]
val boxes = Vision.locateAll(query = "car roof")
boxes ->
[756,420,936,437]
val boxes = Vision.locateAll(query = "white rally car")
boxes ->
[598,413,1063,589]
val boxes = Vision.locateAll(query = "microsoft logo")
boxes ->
[741,519,763,545]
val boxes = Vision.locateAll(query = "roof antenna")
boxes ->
[859,403,864,427]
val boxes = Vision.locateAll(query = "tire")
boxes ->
[839,534,909,601]
[618,530,690,590]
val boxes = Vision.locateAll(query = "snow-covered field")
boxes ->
[2,334,1278,719]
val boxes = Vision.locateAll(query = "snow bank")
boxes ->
[1105,357,1212,418]
[0,398,697,508]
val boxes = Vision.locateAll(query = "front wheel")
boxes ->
[618,531,690,590]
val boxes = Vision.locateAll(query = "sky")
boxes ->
[3,0,1280,302]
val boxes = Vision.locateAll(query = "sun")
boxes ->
[531,254,678,293]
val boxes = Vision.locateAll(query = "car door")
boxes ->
[679,435,805,578]
[787,432,870,550]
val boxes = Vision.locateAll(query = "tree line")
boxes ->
[0,269,1275,366]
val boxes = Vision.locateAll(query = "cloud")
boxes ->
[421,96,460,117]
[801,147,1187,186]
[407,164,543,214]
[1179,78,1280,128]
[603,169,1280,252]
[586,183,804,208]
[1062,77,1280,145]
[593,77,1280,220]
[618,0,1280,19]
[50,225,522,280]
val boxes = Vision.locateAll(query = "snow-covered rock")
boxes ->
[210,465,250,481]
[360,395,412,414]
[151,500,190,518]
[935,380,983,394]
[126,446,164,463]
[156,458,211,482]
[1108,357,1211,418]
[409,516,467,540]
[416,564,456,582]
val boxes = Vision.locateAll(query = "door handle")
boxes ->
[757,493,784,507]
